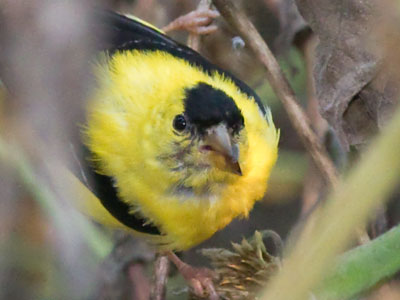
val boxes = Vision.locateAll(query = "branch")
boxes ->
[212,0,339,188]
[150,254,170,300]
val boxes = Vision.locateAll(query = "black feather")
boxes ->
[87,166,161,235]
[72,144,161,235]
[184,83,244,134]
[94,10,265,114]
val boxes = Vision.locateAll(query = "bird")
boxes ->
[66,9,279,298]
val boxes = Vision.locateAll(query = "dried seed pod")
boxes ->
[192,230,282,300]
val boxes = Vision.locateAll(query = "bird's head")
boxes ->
[168,82,245,177]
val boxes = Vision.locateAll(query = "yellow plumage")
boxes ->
[82,50,279,250]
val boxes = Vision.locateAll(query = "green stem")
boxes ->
[316,224,400,300]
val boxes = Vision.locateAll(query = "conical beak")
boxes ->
[203,124,242,175]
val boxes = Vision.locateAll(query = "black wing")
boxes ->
[94,10,266,113]
[93,10,179,52]
[70,142,161,235]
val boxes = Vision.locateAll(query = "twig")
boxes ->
[150,254,170,300]
[129,263,151,300]
[213,0,372,249]
[300,34,328,216]
[212,0,339,188]
[95,233,153,300]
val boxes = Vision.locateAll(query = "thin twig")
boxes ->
[212,0,339,188]
[129,263,151,300]
[150,255,170,300]
[300,34,328,216]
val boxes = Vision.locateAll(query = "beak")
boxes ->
[203,124,242,176]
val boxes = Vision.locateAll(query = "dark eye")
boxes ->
[173,114,187,131]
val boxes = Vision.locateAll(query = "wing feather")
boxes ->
[94,10,266,113]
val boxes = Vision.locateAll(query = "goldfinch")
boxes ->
[72,9,279,250]
[67,9,278,297]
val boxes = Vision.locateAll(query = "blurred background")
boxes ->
[0,0,349,299]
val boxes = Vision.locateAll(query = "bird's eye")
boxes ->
[173,114,187,131]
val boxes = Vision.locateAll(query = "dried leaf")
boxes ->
[273,0,309,53]
[295,0,400,149]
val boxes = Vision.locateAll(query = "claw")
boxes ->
[186,268,218,299]
[204,277,219,300]
[162,9,220,35]
[166,251,219,299]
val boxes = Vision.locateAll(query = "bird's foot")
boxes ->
[166,251,219,300]
[182,265,218,300]
[162,7,219,35]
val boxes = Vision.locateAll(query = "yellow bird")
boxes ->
[68,10,279,297]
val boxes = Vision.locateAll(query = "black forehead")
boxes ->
[183,82,244,132]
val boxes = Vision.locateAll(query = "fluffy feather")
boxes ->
[83,50,279,250]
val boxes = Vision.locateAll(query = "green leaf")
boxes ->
[316,225,400,300]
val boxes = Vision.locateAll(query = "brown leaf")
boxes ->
[273,0,310,53]
[295,0,400,149]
